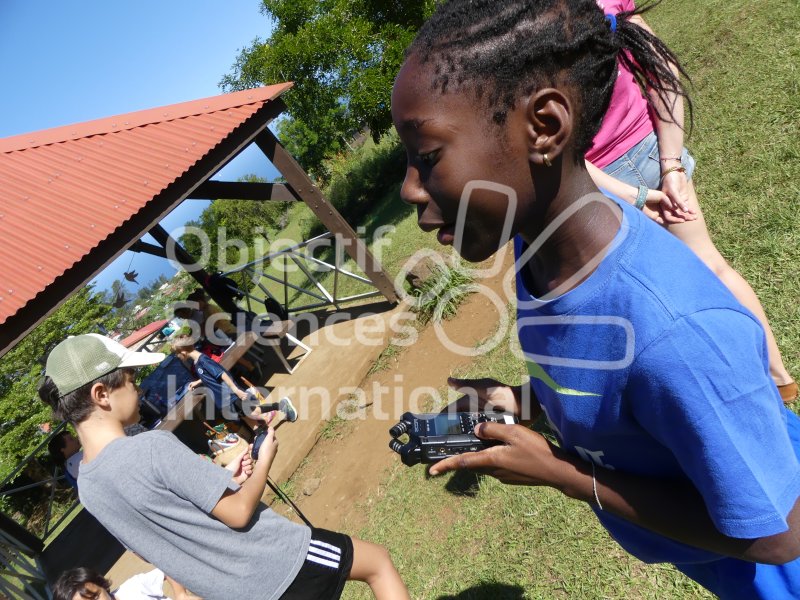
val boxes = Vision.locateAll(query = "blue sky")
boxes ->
[0,0,281,291]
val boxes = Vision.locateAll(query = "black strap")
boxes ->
[266,476,313,528]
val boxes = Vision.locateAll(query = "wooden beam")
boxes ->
[129,240,168,259]
[148,225,248,321]
[188,181,298,202]
[254,114,399,304]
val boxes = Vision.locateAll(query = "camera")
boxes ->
[389,411,518,466]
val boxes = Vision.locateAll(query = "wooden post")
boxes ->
[254,117,399,304]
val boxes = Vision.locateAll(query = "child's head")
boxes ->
[406,0,620,155]
[39,334,164,426]
[173,301,197,321]
[48,430,81,465]
[392,0,688,261]
[53,567,113,600]
[171,334,197,358]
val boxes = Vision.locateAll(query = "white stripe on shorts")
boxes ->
[306,554,340,569]
[310,539,341,554]
[308,546,341,561]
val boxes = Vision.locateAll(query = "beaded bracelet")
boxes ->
[634,185,648,210]
[660,165,686,183]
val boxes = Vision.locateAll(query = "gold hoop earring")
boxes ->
[543,153,552,168]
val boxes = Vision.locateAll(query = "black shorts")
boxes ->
[279,528,354,600]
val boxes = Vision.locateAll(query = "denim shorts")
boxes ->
[601,132,696,189]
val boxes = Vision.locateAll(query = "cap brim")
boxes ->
[118,350,166,368]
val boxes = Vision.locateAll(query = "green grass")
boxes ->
[411,264,477,325]
[367,343,404,376]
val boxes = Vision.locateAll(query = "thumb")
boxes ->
[473,421,516,443]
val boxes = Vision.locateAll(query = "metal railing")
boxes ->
[0,422,80,542]
[0,526,49,599]
[222,232,383,317]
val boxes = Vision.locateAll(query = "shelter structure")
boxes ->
[0,84,400,591]
[0,83,399,357]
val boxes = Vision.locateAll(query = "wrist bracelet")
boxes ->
[591,461,603,511]
[659,156,682,163]
[660,165,686,183]
[634,185,648,210]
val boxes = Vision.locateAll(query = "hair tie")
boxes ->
[605,13,617,33]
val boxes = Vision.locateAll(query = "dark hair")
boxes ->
[47,430,71,467]
[53,567,112,600]
[38,369,135,425]
[407,0,691,159]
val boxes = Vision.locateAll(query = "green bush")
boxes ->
[301,133,407,239]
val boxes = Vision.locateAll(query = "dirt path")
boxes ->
[273,255,512,532]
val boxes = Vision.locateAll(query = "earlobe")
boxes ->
[525,88,573,167]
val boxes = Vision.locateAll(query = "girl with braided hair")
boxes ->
[585,0,796,403]
[392,0,800,597]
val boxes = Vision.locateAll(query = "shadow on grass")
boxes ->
[437,583,526,599]
[443,470,482,497]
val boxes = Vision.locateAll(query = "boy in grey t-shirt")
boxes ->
[40,334,409,600]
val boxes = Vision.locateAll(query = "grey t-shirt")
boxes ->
[78,431,310,600]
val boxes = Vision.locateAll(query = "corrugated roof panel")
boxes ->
[0,83,292,328]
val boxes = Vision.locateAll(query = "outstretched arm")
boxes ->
[220,372,249,402]
[430,422,800,565]
[632,14,692,213]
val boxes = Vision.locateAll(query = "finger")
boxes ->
[660,210,686,225]
[428,448,496,476]
[642,206,661,223]
[473,421,520,443]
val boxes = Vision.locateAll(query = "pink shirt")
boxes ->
[585,0,654,168]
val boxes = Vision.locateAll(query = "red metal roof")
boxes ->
[0,84,291,336]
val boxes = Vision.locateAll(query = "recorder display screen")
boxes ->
[430,414,465,435]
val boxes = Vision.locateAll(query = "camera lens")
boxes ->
[389,421,408,438]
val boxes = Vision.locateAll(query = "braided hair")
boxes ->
[407,0,691,160]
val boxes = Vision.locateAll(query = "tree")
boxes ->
[220,0,435,179]
[0,286,117,479]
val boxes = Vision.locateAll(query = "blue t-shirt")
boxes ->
[515,195,800,598]
[193,353,238,411]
